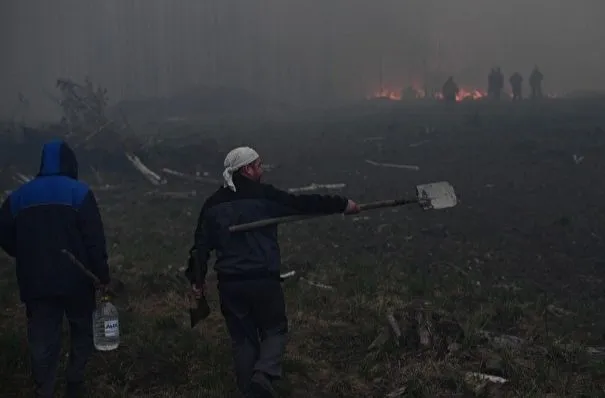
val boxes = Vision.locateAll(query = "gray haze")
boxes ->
[2,0,605,119]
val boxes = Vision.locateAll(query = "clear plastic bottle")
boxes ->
[93,296,120,351]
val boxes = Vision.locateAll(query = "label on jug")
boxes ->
[104,320,119,337]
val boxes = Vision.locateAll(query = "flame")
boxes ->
[371,89,401,100]
[456,88,486,101]
[433,87,487,101]
[369,85,486,102]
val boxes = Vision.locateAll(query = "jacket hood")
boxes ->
[38,139,78,179]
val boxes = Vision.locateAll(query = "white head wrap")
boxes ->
[222,146,260,192]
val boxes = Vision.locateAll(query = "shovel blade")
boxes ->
[416,181,458,210]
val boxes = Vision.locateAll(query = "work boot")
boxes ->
[250,371,278,398]
[64,382,84,398]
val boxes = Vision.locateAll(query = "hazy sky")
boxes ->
[1,0,604,119]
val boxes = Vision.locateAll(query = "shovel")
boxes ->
[189,248,211,328]
[61,249,118,297]
[228,181,457,233]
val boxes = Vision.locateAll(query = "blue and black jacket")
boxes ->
[0,140,109,304]
[186,173,348,283]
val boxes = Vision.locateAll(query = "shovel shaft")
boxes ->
[61,249,101,285]
[228,198,419,232]
[358,198,417,211]
[61,249,117,297]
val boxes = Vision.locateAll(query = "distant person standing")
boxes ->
[442,76,459,102]
[489,67,504,100]
[509,72,523,101]
[529,66,544,99]
[0,139,110,398]
[495,67,504,99]
[487,68,496,98]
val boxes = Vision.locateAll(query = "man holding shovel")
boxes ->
[186,146,359,398]
[0,139,110,398]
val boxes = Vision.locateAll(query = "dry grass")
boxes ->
[2,100,605,397]
[2,203,604,397]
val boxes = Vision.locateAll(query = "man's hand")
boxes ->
[344,199,361,215]
[192,283,205,299]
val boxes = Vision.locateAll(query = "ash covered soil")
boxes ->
[2,99,605,397]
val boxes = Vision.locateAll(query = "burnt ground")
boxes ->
[1,98,605,397]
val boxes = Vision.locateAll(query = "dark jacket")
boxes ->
[186,173,348,283]
[0,140,109,304]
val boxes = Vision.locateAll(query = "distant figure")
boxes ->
[529,66,544,99]
[509,72,523,101]
[487,68,495,98]
[488,67,504,100]
[495,68,504,99]
[442,76,459,102]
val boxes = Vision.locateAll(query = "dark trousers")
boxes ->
[25,297,94,398]
[218,279,288,396]
[531,86,542,99]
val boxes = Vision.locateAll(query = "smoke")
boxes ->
[1,0,604,119]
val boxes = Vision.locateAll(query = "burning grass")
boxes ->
[370,85,488,102]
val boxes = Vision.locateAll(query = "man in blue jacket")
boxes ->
[0,139,110,398]
[186,147,360,398]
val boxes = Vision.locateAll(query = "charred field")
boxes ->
[2,98,605,397]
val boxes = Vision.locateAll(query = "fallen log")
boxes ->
[478,329,605,360]
[365,159,420,171]
[125,153,166,185]
[464,372,507,394]
[300,277,334,290]
[386,387,407,397]
[14,172,32,184]
[477,330,527,349]
[465,372,507,384]
[386,311,402,343]
[367,300,464,353]
[280,270,297,280]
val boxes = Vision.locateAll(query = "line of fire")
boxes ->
[371,85,486,102]
[367,63,548,102]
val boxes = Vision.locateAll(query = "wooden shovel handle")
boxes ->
[228,198,418,232]
[61,249,116,297]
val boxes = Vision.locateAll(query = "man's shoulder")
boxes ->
[201,181,278,212]
[64,177,91,192]
[5,176,92,214]
[201,186,231,211]
[71,179,92,204]
[241,181,288,202]
[17,175,90,190]
[51,176,91,201]
[18,175,90,200]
